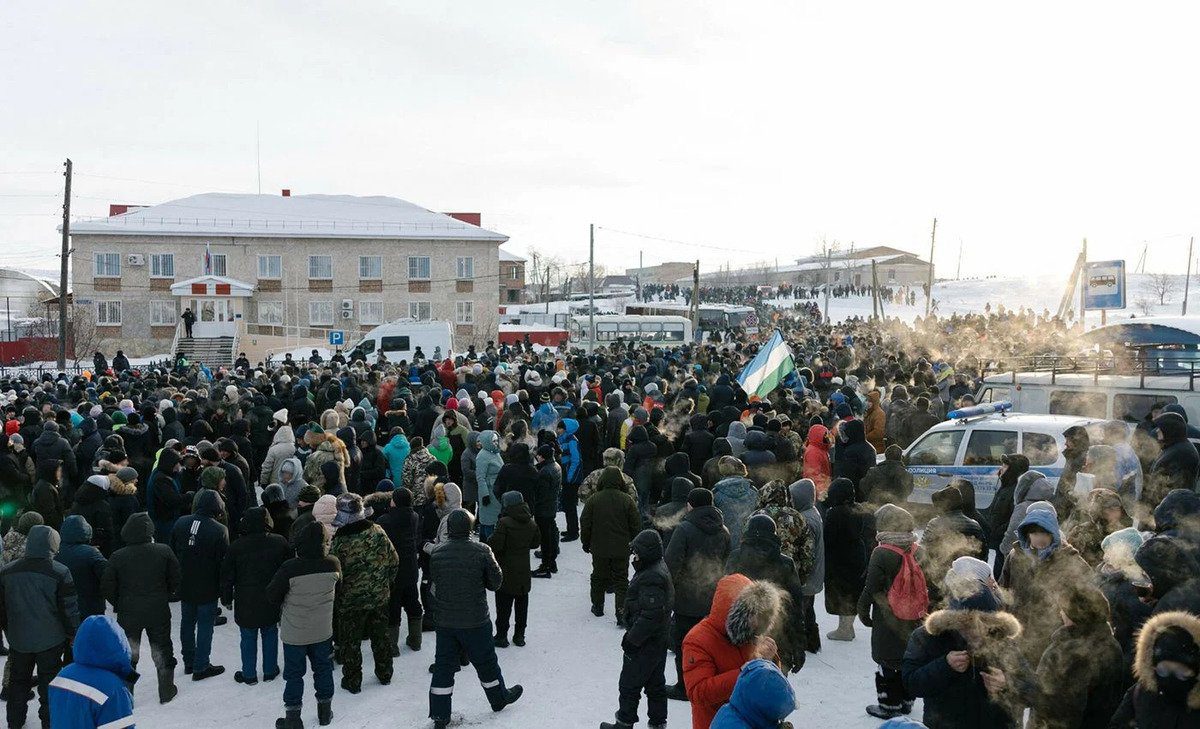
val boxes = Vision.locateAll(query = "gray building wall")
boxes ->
[71,234,500,357]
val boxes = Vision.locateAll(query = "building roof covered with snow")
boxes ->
[68,192,509,241]
[499,247,527,262]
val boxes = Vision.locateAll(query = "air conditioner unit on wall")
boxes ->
[127,254,146,266]
[341,299,353,310]
[341,310,353,319]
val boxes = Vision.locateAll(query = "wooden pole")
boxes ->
[925,218,936,317]
[58,159,72,369]
[1184,236,1195,316]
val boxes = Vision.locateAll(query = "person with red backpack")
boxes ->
[858,504,927,720]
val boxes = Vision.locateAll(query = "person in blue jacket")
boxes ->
[710,658,796,728]
[381,427,411,482]
[557,417,582,486]
[48,614,136,729]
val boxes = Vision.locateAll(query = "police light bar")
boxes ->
[947,401,1013,420]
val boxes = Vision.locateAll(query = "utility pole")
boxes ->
[637,250,643,302]
[58,159,72,370]
[871,260,880,320]
[691,260,700,334]
[1184,236,1195,316]
[925,217,936,318]
[588,223,595,355]
[1079,238,1087,330]
[956,238,963,280]
[823,245,832,324]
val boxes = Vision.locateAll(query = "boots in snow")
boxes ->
[826,615,856,641]
[496,685,523,711]
[867,704,904,719]
[158,669,178,704]
[599,720,634,729]
[512,629,525,647]
[388,625,401,657]
[317,700,333,726]
[531,563,553,579]
[406,617,423,651]
[234,671,258,685]
[591,604,604,618]
[665,682,688,701]
[275,708,304,729]
[494,632,510,648]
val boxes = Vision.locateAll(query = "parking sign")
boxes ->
[1083,260,1126,310]
[328,330,345,347]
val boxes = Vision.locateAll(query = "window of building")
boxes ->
[96,300,122,325]
[962,430,1016,466]
[150,253,174,278]
[359,256,382,280]
[506,289,520,303]
[456,257,474,279]
[360,301,383,325]
[887,268,896,282]
[94,252,120,277]
[408,256,431,280]
[258,255,282,279]
[908,430,965,466]
[455,301,474,324]
[408,301,431,321]
[309,301,334,325]
[149,300,176,325]
[508,265,520,280]
[207,253,227,277]
[309,255,333,280]
[258,301,283,325]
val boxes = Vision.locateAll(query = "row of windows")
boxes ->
[94,252,478,281]
[92,300,471,327]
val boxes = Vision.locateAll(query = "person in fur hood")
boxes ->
[902,559,1035,729]
[1111,609,1200,728]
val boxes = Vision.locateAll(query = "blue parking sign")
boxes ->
[328,330,345,347]
[1083,260,1126,310]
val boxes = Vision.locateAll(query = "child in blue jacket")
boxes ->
[711,658,796,729]
[49,614,136,729]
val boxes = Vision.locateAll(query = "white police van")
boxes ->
[902,401,1105,509]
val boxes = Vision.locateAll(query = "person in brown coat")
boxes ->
[864,390,886,454]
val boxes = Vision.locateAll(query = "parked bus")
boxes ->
[568,315,692,347]
[624,302,755,330]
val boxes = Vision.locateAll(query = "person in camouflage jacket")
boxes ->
[577,448,639,504]
[753,480,816,584]
[329,493,399,693]
[401,438,437,507]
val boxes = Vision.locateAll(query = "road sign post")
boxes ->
[1083,260,1126,313]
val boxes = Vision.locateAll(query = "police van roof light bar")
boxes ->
[947,401,1013,421]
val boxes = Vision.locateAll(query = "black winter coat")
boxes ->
[682,419,715,477]
[102,512,181,631]
[32,428,77,489]
[858,542,924,666]
[359,444,387,493]
[70,481,115,557]
[170,490,230,604]
[902,608,1033,729]
[859,460,914,505]
[488,501,540,595]
[623,531,674,650]
[428,510,502,630]
[374,498,421,589]
[1147,415,1200,506]
[832,420,877,495]
[494,446,538,506]
[1097,570,1152,671]
[664,505,730,619]
[532,461,562,520]
[725,527,807,672]
[823,480,875,615]
[220,507,291,629]
[1027,622,1125,729]
[56,515,108,617]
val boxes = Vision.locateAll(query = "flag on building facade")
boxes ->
[204,242,212,275]
[737,329,795,398]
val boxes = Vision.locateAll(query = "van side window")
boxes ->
[908,431,965,466]
[381,336,411,352]
[1022,432,1059,466]
[979,387,1010,404]
[360,339,375,355]
[1113,393,1178,423]
[963,430,1015,466]
[1049,391,1107,419]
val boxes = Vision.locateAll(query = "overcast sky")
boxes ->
[2,1,1197,277]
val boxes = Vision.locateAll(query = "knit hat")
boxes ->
[1101,526,1144,565]
[536,444,555,462]
[87,474,111,491]
[115,466,138,484]
[374,478,395,494]
[874,503,915,533]
[313,495,338,526]
[944,556,998,610]
[298,484,323,505]
[333,493,368,527]
[717,455,747,477]
[200,466,226,490]
[688,487,714,508]
[273,408,288,424]
[501,491,524,508]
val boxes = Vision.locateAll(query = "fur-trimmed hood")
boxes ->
[726,581,783,646]
[1135,610,1200,710]
[924,608,1022,642]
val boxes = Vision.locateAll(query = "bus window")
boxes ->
[663,324,685,342]
[908,431,965,466]
[619,322,640,332]
[1022,432,1059,466]
[1049,391,1107,419]
[1113,393,1178,423]
[381,336,410,352]
[596,324,618,341]
[963,430,1015,466]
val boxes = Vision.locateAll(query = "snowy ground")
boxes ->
[51,513,900,729]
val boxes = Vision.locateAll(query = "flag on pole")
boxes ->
[737,329,795,398]
[204,243,212,275]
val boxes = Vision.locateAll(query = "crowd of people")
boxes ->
[0,306,1196,728]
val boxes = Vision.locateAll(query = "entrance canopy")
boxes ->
[170,275,255,298]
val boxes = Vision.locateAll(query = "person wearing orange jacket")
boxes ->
[864,390,886,454]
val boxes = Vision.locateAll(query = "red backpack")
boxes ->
[879,543,929,621]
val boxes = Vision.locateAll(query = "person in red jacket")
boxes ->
[803,425,832,499]
[681,574,780,729]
